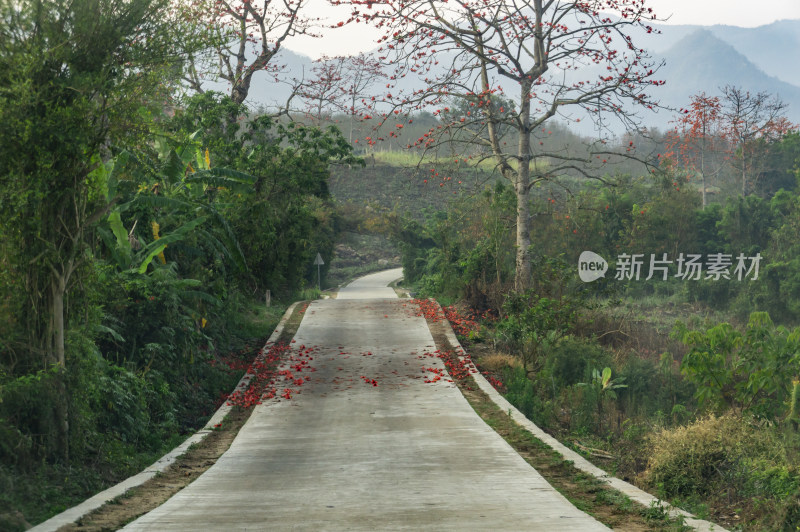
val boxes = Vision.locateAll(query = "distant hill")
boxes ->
[648,28,800,130]
[561,20,800,133]
[613,19,800,87]
[708,20,800,87]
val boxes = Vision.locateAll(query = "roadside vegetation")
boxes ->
[0,1,356,528]
[386,131,800,529]
[54,301,309,532]
[419,305,690,531]
[3,0,800,530]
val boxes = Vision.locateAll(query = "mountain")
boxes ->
[708,20,800,87]
[611,19,800,86]
[646,28,800,131]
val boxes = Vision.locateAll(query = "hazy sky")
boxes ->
[646,0,800,27]
[285,0,800,59]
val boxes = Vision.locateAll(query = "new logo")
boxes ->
[578,251,608,283]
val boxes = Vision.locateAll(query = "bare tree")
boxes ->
[187,0,318,106]
[721,86,792,196]
[297,53,387,141]
[338,0,665,289]
[339,53,387,143]
[298,56,347,124]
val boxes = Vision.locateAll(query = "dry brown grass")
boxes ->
[477,352,522,372]
[643,413,800,529]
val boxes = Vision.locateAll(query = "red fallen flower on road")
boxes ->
[222,341,309,408]
[360,376,378,386]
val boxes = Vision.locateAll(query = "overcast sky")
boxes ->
[646,0,800,27]
[284,0,800,59]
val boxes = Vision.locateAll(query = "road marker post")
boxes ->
[313,252,324,292]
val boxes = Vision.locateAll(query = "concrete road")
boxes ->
[125,268,606,531]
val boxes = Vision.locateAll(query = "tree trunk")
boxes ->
[514,94,533,291]
[51,274,70,461]
[349,115,354,144]
[231,75,252,105]
[53,376,69,462]
[514,171,531,291]
[741,145,748,196]
[51,277,66,368]
[700,134,707,209]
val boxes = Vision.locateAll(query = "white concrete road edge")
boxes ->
[428,299,727,532]
[29,301,302,532]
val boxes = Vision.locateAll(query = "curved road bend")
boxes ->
[125,268,606,531]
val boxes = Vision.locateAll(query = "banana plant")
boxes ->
[101,208,207,273]
[94,135,256,274]
[578,367,627,432]
[590,367,628,399]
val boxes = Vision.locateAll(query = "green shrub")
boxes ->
[644,413,800,529]
[503,366,555,427]
[674,312,800,421]
[542,336,611,390]
[617,355,659,417]
[0,368,60,466]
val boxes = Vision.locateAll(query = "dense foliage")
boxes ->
[0,1,356,527]
[392,126,800,528]
[2,0,800,528]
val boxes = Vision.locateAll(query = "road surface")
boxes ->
[124,268,606,531]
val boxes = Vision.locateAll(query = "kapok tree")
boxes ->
[298,56,347,124]
[297,53,387,142]
[721,86,795,196]
[337,53,387,143]
[337,0,665,290]
[665,93,727,209]
[186,0,317,106]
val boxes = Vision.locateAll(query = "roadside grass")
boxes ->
[63,406,255,532]
[419,311,689,531]
[452,295,800,530]
[455,359,688,531]
[214,296,288,354]
[0,440,182,532]
[478,352,522,372]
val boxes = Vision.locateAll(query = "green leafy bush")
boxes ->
[674,312,800,421]
[542,336,612,389]
[0,368,60,466]
[503,365,555,427]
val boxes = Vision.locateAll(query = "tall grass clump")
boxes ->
[644,413,800,528]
